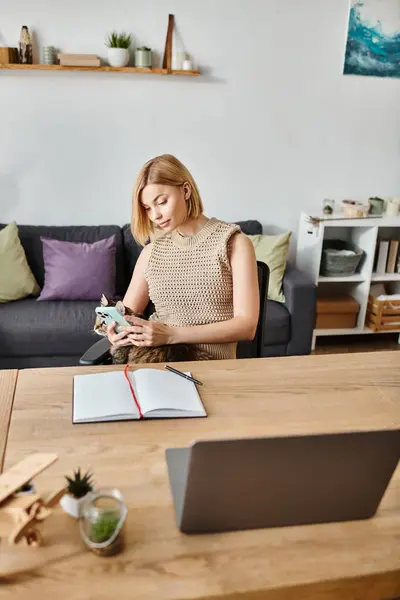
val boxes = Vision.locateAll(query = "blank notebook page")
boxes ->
[133,368,205,415]
[73,371,138,422]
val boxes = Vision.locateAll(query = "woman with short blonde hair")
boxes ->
[132,154,204,245]
[107,154,259,360]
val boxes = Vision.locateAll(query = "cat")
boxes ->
[94,294,214,364]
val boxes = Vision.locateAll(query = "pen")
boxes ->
[164,365,203,386]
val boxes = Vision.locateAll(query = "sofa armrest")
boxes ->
[283,263,316,356]
[79,337,112,366]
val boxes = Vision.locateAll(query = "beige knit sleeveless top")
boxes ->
[144,217,241,360]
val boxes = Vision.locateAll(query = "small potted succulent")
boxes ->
[135,46,152,68]
[105,31,132,67]
[59,468,94,519]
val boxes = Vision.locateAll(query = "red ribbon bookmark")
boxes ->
[124,364,143,419]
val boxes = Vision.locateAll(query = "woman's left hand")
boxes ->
[122,316,175,347]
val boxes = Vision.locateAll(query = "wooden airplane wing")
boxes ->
[0,454,58,505]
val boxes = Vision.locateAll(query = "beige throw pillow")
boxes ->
[0,222,40,303]
[247,232,291,303]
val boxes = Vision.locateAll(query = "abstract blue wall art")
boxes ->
[344,0,400,78]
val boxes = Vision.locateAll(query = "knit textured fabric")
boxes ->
[145,217,241,360]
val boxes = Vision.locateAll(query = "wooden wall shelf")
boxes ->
[0,64,200,76]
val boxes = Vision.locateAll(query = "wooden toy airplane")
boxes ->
[0,454,66,547]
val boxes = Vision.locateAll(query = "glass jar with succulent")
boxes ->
[105,31,132,67]
[135,46,152,68]
[79,488,127,557]
[59,468,94,519]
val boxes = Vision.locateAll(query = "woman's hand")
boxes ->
[122,316,175,347]
[106,322,133,347]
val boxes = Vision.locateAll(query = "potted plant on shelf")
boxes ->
[105,31,132,67]
[135,46,152,68]
[59,468,94,518]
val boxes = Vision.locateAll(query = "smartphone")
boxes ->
[95,306,130,333]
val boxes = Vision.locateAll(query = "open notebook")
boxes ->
[73,368,207,424]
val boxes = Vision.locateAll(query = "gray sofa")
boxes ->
[0,221,316,370]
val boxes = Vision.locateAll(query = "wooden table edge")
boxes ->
[0,369,19,473]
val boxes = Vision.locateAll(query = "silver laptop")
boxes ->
[165,429,400,534]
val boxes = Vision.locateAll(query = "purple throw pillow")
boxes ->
[37,235,117,301]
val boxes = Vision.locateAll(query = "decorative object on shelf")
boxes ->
[172,51,186,70]
[79,488,127,557]
[368,197,385,215]
[0,453,66,547]
[57,53,101,67]
[367,291,400,332]
[322,198,335,215]
[135,46,152,68]
[341,200,369,218]
[385,197,400,217]
[19,26,33,64]
[105,31,132,67]
[42,46,56,65]
[316,296,360,329]
[343,0,400,79]
[59,467,94,519]
[320,239,364,277]
[0,47,19,65]
[162,14,174,72]
[162,15,196,74]
[182,57,193,71]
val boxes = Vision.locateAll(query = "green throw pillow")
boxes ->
[247,232,291,303]
[0,221,40,303]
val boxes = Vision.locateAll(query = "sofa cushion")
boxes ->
[0,297,99,357]
[38,235,117,301]
[0,224,126,297]
[235,220,262,235]
[263,300,290,346]
[0,222,40,302]
[246,232,291,303]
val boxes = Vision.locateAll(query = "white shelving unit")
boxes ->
[296,212,400,349]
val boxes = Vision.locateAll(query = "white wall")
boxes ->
[1,0,400,245]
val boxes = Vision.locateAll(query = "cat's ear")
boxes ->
[101,294,109,306]
[116,301,126,315]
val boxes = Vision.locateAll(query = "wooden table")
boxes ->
[1,352,399,599]
[0,369,18,473]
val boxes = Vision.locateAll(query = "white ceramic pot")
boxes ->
[385,197,400,217]
[60,493,90,519]
[182,59,193,71]
[107,48,129,68]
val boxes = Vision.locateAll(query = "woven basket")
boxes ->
[320,240,364,277]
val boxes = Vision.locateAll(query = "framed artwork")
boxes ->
[344,0,400,78]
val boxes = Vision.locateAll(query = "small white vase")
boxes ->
[385,197,400,217]
[182,59,193,71]
[60,493,90,519]
[107,48,129,68]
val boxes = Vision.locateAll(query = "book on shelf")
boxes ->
[57,53,101,67]
[376,240,389,274]
[57,53,99,60]
[386,240,399,274]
